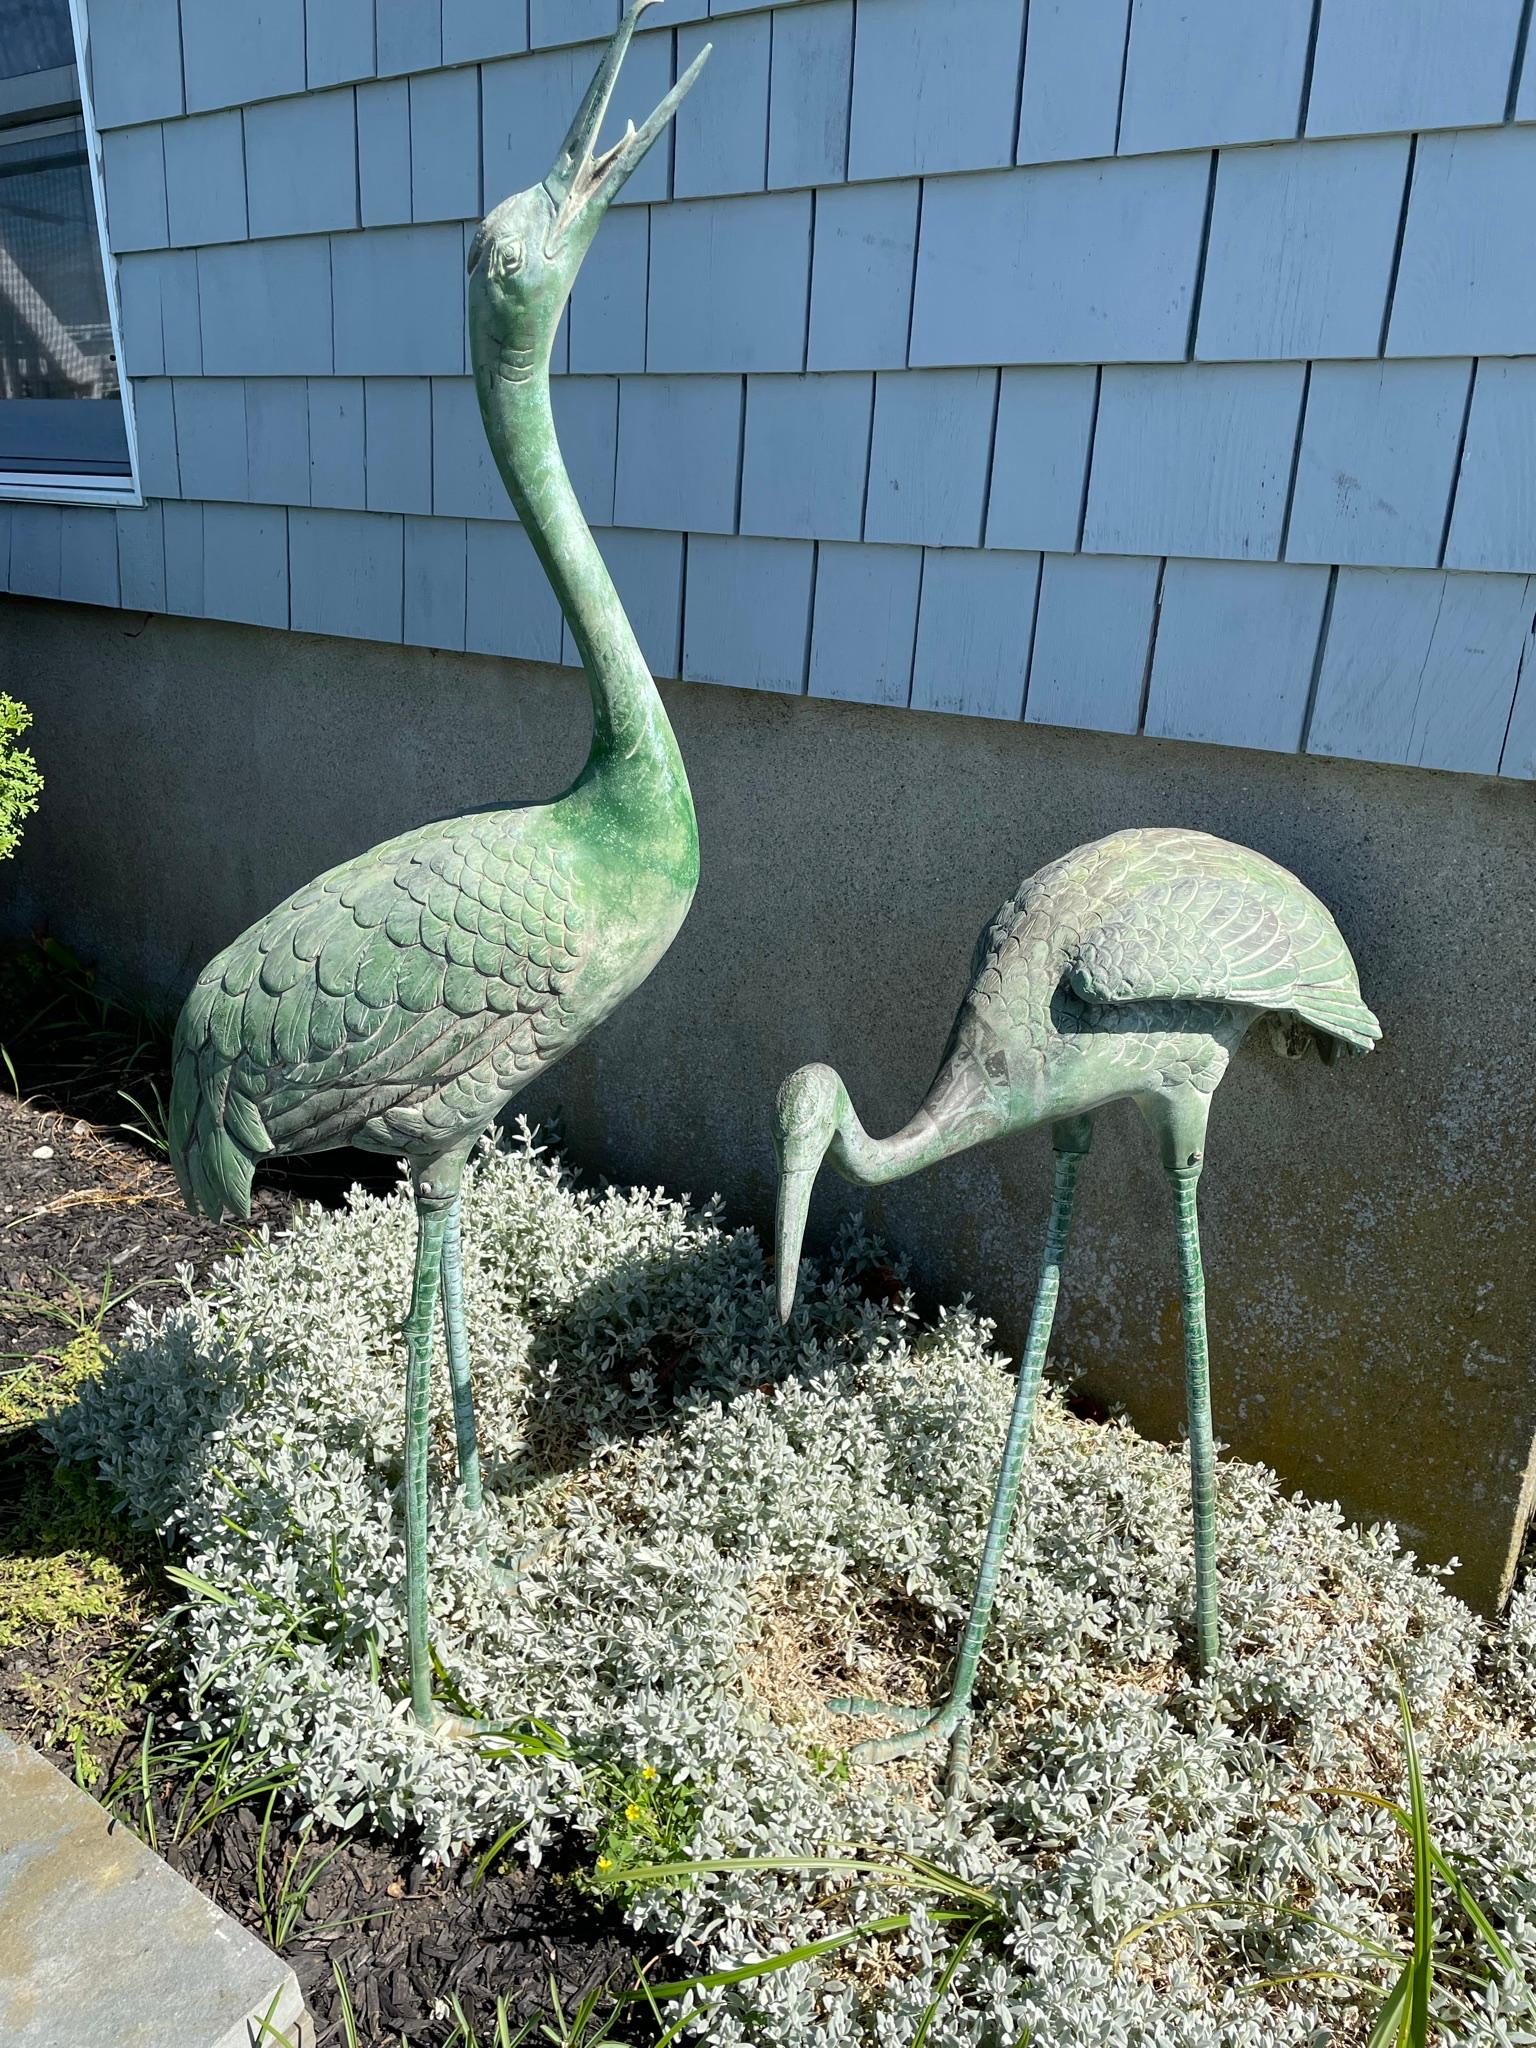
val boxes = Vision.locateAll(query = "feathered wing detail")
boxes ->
[170,810,588,1221]
[1067,871,1382,1052]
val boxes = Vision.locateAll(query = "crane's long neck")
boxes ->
[472,335,694,861]
[828,1046,1018,1187]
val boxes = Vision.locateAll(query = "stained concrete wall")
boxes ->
[3,594,1533,1610]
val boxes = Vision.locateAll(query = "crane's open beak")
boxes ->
[775,1163,815,1324]
[545,1,709,248]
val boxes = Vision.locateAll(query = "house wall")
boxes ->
[3,594,1533,1613]
[3,0,1536,773]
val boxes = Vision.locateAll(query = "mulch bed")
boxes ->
[1,1081,652,2044]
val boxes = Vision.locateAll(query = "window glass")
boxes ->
[0,0,132,485]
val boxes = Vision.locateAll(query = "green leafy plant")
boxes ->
[0,694,41,860]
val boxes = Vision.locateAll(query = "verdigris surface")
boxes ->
[775,825,1382,1785]
[169,0,708,1729]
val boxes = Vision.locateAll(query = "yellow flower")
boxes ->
[640,1764,657,1780]
[625,1801,642,1822]
[597,1855,613,1870]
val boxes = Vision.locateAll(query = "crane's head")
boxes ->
[469,1,708,363]
[772,1062,845,1324]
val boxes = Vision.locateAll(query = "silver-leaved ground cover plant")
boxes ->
[50,1134,1536,2045]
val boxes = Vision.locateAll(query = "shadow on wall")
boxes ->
[3,595,1533,1612]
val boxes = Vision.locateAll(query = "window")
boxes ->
[0,0,136,499]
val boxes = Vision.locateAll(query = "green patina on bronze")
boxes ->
[774,826,1382,1787]
[169,2,709,1731]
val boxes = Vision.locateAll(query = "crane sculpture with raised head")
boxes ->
[774,826,1380,1789]
[168,3,709,1732]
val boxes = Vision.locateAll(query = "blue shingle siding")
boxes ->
[245,379,312,506]
[307,0,376,91]
[1286,360,1472,569]
[442,0,526,66]
[202,502,288,628]
[614,375,743,533]
[404,515,467,650]
[1016,0,1130,167]
[116,502,167,611]
[290,508,404,642]
[848,0,1026,181]
[102,125,169,253]
[1310,566,1534,772]
[1195,138,1411,362]
[1443,360,1536,573]
[1024,553,1160,735]
[865,369,997,549]
[767,2,853,189]
[1144,560,1331,752]
[1118,0,1314,156]
[364,380,434,516]
[911,548,1040,720]
[1389,129,1536,358]
[87,0,185,127]
[308,380,367,510]
[808,541,923,707]
[739,374,873,542]
[909,154,1211,368]
[1083,364,1306,562]
[163,110,248,248]
[376,0,442,80]
[569,209,650,375]
[244,91,360,240]
[683,535,815,692]
[25,0,1536,784]
[806,180,919,372]
[180,0,305,114]
[410,68,483,224]
[674,17,770,199]
[1305,0,1527,139]
[647,192,812,373]
[985,366,1098,554]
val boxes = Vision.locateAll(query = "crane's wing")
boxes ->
[1067,872,1381,1051]
[170,811,586,1220]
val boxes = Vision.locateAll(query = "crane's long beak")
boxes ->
[775,1163,816,1324]
[545,2,710,243]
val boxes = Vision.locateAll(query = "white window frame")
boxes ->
[0,0,142,506]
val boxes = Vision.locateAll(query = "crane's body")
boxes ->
[775,825,1380,1788]
[169,1,709,1730]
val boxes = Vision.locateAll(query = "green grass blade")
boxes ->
[1365,1966,1411,2048]
[913,1921,982,2048]
[621,1913,914,1999]
[1398,1669,1433,2047]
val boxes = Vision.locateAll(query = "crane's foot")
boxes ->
[827,1693,975,1798]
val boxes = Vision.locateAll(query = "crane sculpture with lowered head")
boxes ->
[774,826,1380,1791]
[169,2,710,1732]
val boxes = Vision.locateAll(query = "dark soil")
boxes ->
[0,951,656,2045]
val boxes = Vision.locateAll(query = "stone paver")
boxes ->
[0,1731,312,2047]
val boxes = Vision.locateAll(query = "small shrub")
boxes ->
[0,694,42,860]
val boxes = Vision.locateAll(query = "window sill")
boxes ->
[0,474,142,508]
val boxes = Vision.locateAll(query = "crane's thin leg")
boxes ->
[403,1197,451,1729]
[439,1196,483,1513]
[1170,1163,1220,1674]
[831,1121,1091,1794]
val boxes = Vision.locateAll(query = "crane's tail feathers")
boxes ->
[169,1038,266,1223]
[1290,985,1383,1058]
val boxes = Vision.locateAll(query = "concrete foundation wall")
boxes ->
[3,595,1533,1610]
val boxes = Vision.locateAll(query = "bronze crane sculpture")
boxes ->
[169,3,709,1731]
[774,826,1380,1787]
